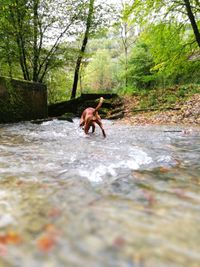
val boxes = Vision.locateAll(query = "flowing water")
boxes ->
[0,119,200,267]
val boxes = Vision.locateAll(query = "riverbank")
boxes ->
[119,93,200,126]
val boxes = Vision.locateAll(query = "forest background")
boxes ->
[0,0,200,107]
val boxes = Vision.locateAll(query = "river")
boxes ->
[0,119,200,267]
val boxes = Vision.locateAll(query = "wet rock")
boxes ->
[57,113,74,123]
[31,118,54,124]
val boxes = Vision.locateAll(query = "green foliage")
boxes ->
[126,42,155,89]
[46,69,68,104]
[117,85,138,95]
[83,49,117,92]
[141,23,200,86]
[45,43,84,103]
[0,0,88,82]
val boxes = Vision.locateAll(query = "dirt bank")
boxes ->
[119,94,200,126]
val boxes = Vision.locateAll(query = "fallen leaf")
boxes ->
[6,231,22,244]
[37,235,56,253]
[44,224,61,236]
[48,208,61,218]
[142,190,156,207]
[37,224,60,253]
[159,167,169,173]
[113,237,126,248]
[0,236,7,244]
[173,188,190,199]
[0,231,22,245]
[41,184,49,189]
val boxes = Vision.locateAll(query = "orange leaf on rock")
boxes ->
[37,224,60,253]
[6,231,22,244]
[44,224,61,236]
[113,237,126,248]
[0,231,22,245]
[159,167,169,173]
[37,235,56,253]
[41,184,49,189]
[48,208,61,218]
[0,235,7,244]
[143,190,156,207]
[173,188,190,199]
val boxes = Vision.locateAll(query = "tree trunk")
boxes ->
[124,41,128,88]
[10,5,30,80]
[33,0,39,82]
[183,0,200,47]
[6,39,13,79]
[70,0,95,99]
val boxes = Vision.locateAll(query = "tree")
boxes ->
[84,49,114,91]
[129,0,200,48]
[0,0,85,82]
[71,0,95,99]
[70,0,116,98]
[127,42,155,89]
[183,0,200,47]
[118,0,136,88]
[127,22,200,89]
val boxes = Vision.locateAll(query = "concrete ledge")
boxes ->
[0,76,47,123]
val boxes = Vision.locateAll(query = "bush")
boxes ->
[117,85,139,95]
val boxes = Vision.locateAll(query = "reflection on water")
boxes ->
[0,120,200,267]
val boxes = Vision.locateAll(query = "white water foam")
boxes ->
[79,150,152,183]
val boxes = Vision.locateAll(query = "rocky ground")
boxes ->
[119,94,200,126]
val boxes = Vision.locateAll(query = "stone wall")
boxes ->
[0,76,47,123]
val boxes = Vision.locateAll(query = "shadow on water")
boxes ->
[0,119,200,267]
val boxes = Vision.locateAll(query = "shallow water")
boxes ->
[0,119,200,267]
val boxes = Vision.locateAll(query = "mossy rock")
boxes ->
[57,112,75,122]
[98,108,109,115]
